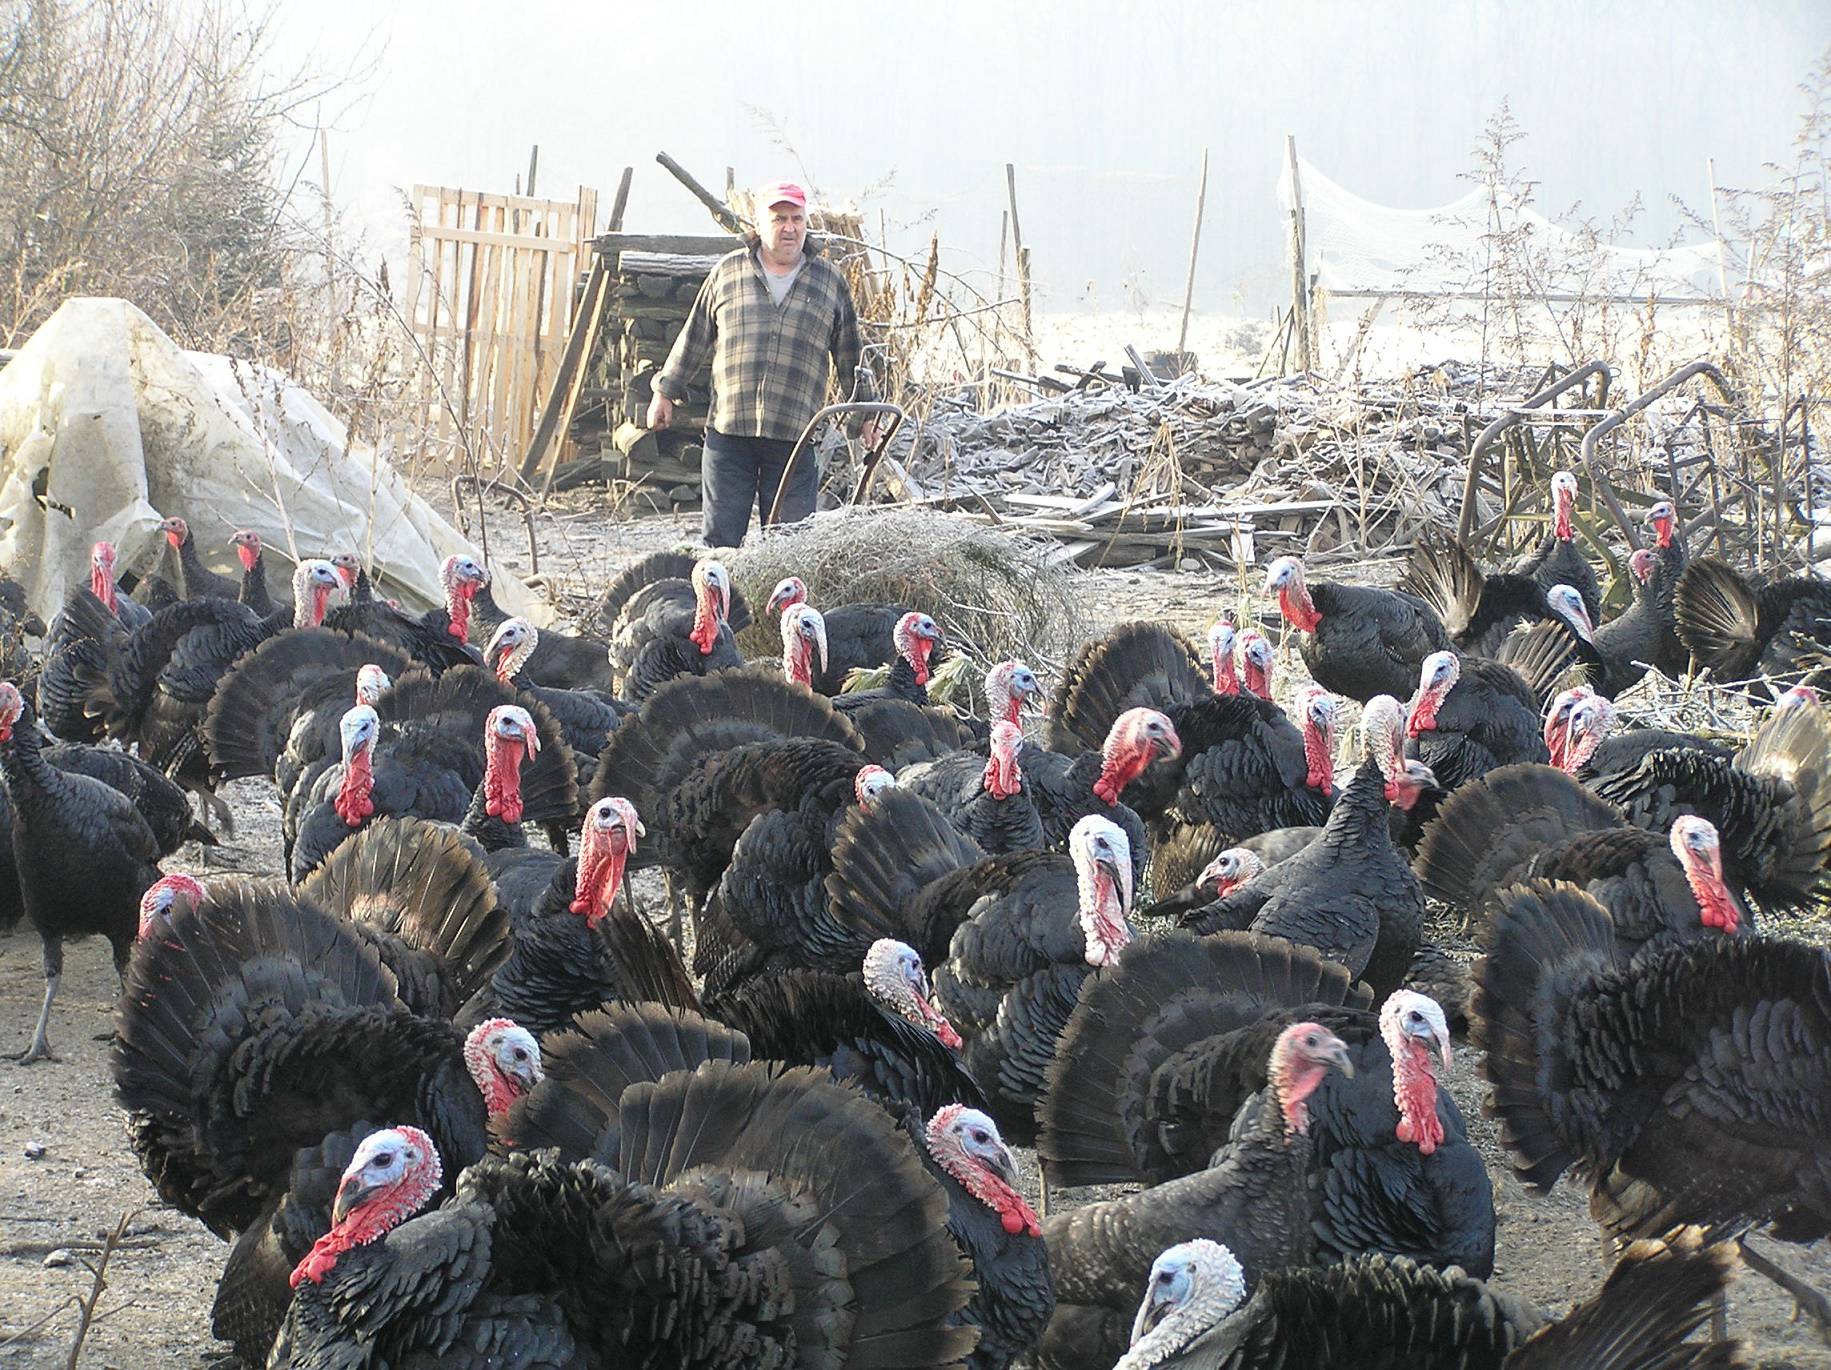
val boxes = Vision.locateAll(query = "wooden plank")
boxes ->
[593,231,742,258]
[529,260,612,489]
[418,224,579,252]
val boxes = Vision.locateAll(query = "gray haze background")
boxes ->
[285,0,1831,316]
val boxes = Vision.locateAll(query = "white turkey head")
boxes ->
[485,618,538,683]
[983,720,1025,799]
[0,680,22,742]
[1551,469,1578,540]
[1240,630,1275,699]
[1546,584,1594,642]
[292,1126,443,1288]
[1070,815,1133,967]
[440,555,487,644]
[354,664,392,707]
[1628,548,1655,586]
[1199,847,1264,899]
[1207,619,1239,695]
[570,797,643,923]
[137,873,205,941]
[1264,556,1320,632]
[1095,708,1181,805]
[926,1105,1039,1237]
[1297,686,1337,795]
[463,1017,543,1118]
[1407,652,1460,736]
[1358,695,1408,797]
[292,559,348,628]
[984,661,1042,726]
[853,765,897,809]
[779,604,828,687]
[1562,694,1615,773]
[1778,684,1821,713]
[1267,1020,1354,1137]
[1122,1239,1247,1367]
[1646,499,1677,549]
[1389,758,1439,811]
[1380,990,1450,1156]
[334,705,380,828]
[687,561,732,656]
[1541,684,1596,770]
[1670,816,1739,934]
[863,938,961,1049]
[483,706,539,825]
[892,611,943,686]
[764,575,808,616]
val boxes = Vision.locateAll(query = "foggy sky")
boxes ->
[286,0,1831,316]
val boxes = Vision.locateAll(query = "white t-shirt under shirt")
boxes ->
[762,256,803,305]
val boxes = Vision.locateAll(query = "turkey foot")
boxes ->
[1740,1237,1831,1346]
[197,789,236,841]
[7,972,58,1064]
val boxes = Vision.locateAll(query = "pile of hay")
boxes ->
[731,507,1091,684]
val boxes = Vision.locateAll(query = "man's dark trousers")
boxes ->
[701,429,816,547]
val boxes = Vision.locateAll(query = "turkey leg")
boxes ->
[1739,1237,1831,1347]
[7,939,61,1064]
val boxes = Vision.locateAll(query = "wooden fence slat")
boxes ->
[408,181,599,471]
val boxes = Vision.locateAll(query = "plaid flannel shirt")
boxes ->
[655,240,874,441]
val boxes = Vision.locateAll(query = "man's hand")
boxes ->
[646,391,674,430]
[858,419,879,448]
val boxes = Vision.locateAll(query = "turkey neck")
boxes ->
[0,702,61,804]
[238,548,267,608]
[461,784,527,852]
[1318,759,1394,849]
[175,530,211,594]
[886,651,929,702]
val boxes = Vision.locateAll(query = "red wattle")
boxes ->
[484,738,525,824]
[335,752,375,827]
[911,639,933,686]
[237,544,258,571]
[91,565,115,611]
[309,584,332,627]
[1279,587,1321,633]
[447,591,471,643]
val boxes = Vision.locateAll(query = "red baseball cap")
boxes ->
[758,181,808,209]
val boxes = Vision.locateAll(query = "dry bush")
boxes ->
[729,506,1090,685]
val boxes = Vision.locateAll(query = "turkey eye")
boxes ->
[1158,1272,1173,1284]
[372,1153,392,1168]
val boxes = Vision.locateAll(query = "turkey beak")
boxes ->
[1099,850,1134,915]
[985,1142,1019,1187]
[331,1174,378,1225]
[1131,1285,1177,1344]
[1323,1039,1355,1079]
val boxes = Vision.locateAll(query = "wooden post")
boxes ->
[526,144,539,199]
[1177,147,1210,359]
[1706,157,1732,303]
[317,121,335,278]
[1285,134,1314,373]
[1006,163,1036,363]
[656,151,748,237]
[607,166,633,233]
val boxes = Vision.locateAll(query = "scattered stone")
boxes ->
[42,1248,71,1268]
[22,1142,44,1160]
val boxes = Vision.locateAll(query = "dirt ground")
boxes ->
[2,495,1830,1368]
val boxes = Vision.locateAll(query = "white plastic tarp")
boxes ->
[0,297,549,624]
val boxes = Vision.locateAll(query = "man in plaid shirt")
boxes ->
[649,181,876,547]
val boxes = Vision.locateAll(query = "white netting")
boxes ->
[1278,156,1724,302]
